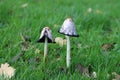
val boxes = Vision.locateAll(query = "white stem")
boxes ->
[44,37,48,62]
[66,35,70,68]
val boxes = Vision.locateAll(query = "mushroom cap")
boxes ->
[37,27,54,43]
[58,18,79,37]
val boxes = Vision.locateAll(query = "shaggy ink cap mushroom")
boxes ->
[58,18,79,68]
[58,18,79,37]
[37,27,54,62]
[37,27,54,43]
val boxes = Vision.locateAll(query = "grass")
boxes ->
[0,0,120,80]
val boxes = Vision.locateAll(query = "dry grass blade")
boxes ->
[20,33,31,42]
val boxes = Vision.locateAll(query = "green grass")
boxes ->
[0,0,120,80]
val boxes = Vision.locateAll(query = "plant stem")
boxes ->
[44,37,48,62]
[66,35,70,68]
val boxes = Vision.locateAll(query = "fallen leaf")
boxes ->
[75,63,90,77]
[102,43,116,51]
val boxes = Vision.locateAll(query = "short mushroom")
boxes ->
[58,18,79,68]
[37,27,54,62]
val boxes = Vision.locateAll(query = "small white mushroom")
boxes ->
[37,27,54,62]
[58,18,79,68]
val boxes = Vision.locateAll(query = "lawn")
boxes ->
[0,0,120,80]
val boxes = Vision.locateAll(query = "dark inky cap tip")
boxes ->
[37,36,54,43]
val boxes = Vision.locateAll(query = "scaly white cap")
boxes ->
[59,18,79,37]
[37,27,53,43]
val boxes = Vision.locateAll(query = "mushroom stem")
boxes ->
[44,36,48,62]
[66,35,71,68]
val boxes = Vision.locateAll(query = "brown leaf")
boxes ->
[102,43,116,51]
[75,63,90,77]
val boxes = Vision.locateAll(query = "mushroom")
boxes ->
[37,27,54,62]
[58,18,79,68]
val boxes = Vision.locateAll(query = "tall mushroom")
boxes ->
[58,18,79,68]
[37,27,54,62]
